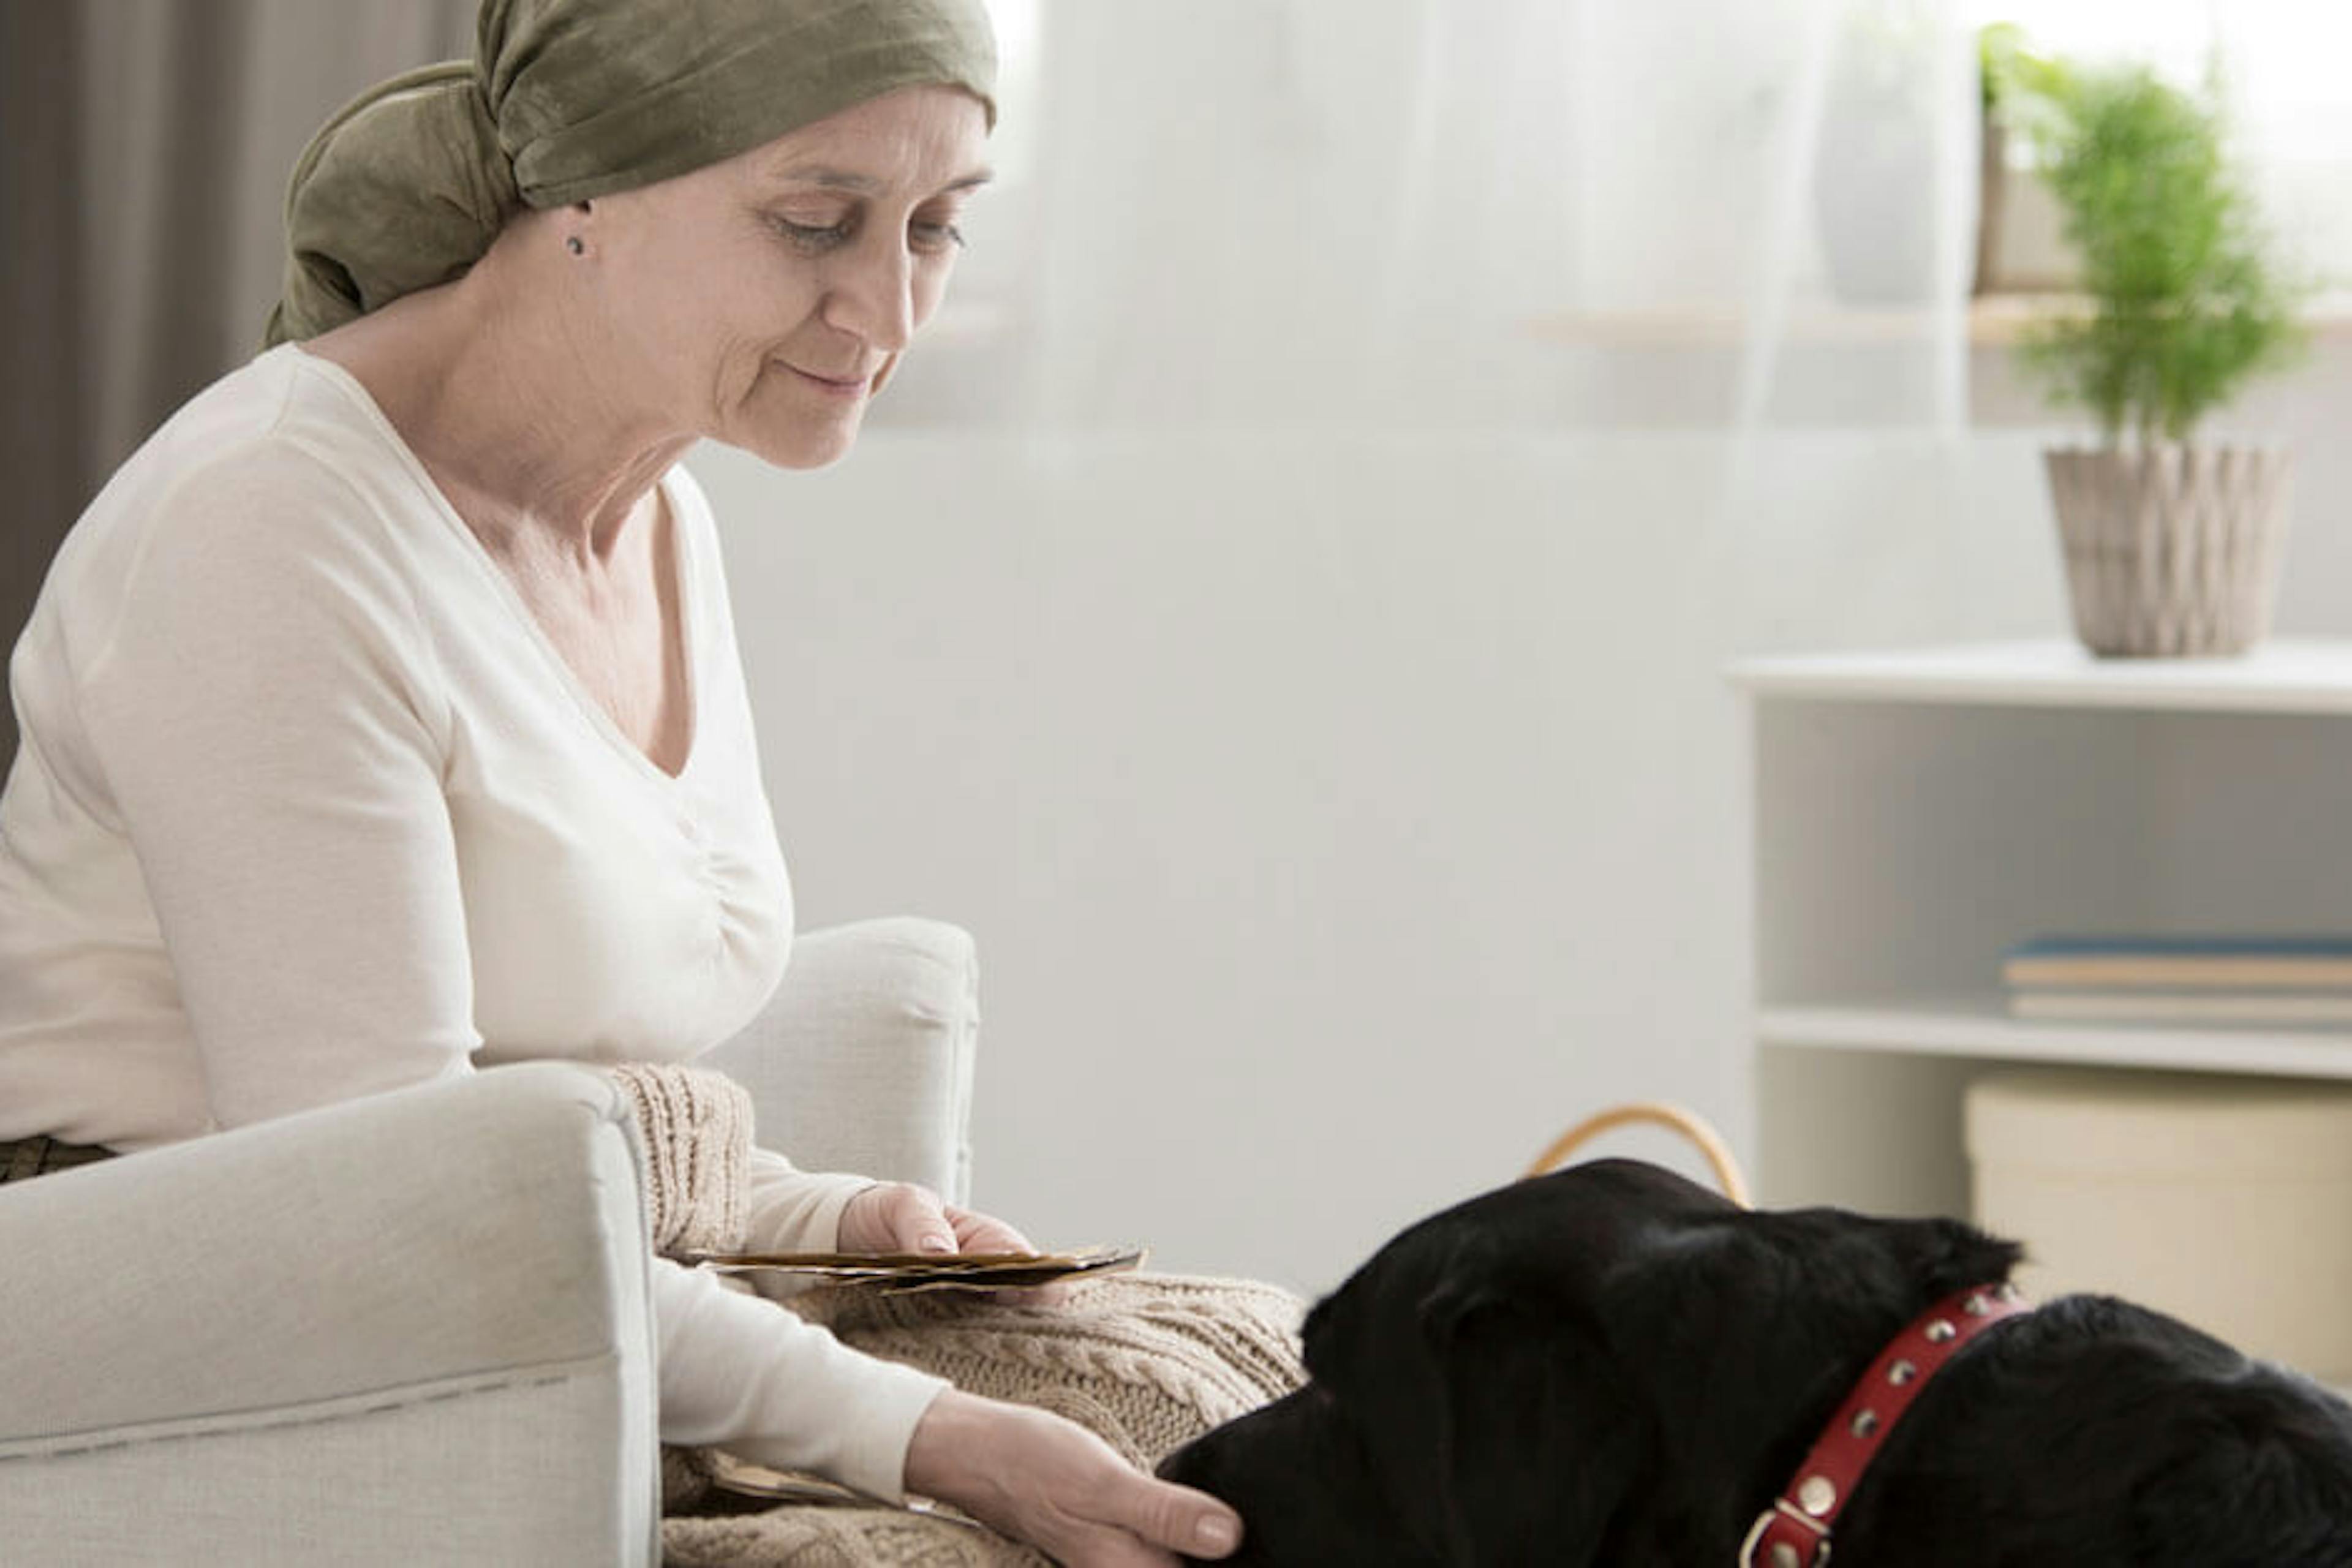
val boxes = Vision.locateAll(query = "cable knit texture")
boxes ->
[608,1062,755,1256]
[663,1273,1309,1564]
[611,1059,1310,1561]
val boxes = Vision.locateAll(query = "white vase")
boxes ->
[2044,442,2294,658]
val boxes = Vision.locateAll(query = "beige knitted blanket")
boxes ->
[609,1065,1310,1567]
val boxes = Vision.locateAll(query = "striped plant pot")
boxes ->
[2045,443,2294,658]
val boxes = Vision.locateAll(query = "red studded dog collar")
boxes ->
[1740,1282,2034,1568]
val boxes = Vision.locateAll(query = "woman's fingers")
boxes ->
[943,1207,1082,1305]
[839,1182,957,1254]
[841,1183,1052,1259]
[1091,1466,1245,1561]
[1018,1453,1242,1566]
[837,1186,1074,1303]
[993,1411,1245,1564]
[946,1203,1035,1254]
[906,1394,1245,1567]
[1052,1530,1184,1568]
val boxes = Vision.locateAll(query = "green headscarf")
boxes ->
[264,0,997,347]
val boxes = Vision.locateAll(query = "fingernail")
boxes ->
[919,1235,954,1254]
[1195,1515,1240,1553]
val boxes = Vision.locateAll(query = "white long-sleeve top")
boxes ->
[0,342,945,1498]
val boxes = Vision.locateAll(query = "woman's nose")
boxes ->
[824,234,918,352]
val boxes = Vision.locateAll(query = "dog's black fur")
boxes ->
[1159,1159,2352,1566]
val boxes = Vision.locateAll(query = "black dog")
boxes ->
[1160,1159,2352,1566]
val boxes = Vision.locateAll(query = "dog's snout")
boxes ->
[1156,1433,1215,1490]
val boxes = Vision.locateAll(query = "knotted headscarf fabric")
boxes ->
[265,0,997,347]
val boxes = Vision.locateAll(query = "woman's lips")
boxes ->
[782,362,870,399]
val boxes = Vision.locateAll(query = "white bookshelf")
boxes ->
[1731,638,2352,1219]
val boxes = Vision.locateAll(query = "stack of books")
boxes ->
[2002,935,2352,1025]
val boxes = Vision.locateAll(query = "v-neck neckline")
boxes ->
[284,342,703,789]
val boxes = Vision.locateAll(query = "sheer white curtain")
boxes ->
[900,0,1981,439]
[1005,2,1588,431]
[900,0,1996,671]
[902,0,1994,669]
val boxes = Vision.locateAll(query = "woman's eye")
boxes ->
[910,220,967,255]
[770,211,966,257]
[774,216,853,252]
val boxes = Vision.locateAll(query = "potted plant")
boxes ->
[2010,58,2310,657]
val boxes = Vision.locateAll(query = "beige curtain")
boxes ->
[1,0,473,770]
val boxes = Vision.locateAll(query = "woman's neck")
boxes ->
[300,231,690,568]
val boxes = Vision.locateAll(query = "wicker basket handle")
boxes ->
[1523,1100,1753,1209]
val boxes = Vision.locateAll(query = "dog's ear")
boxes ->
[1877,1214,2024,1300]
[1411,1268,1649,1566]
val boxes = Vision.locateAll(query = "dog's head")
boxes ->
[1160,1158,2021,1566]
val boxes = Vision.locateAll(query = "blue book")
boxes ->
[2005,935,2352,959]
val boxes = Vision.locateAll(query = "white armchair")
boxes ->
[0,916,979,1566]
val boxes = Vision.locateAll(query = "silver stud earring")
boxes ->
[565,236,585,257]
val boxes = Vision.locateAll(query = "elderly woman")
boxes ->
[0,1,1245,1562]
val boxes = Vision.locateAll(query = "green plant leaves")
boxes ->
[2002,56,2308,443]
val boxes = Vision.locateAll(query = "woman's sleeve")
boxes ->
[653,1257,948,1500]
[75,453,479,1129]
[742,1145,876,1253]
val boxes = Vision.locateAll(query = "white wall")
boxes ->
[692,421,2100,1296]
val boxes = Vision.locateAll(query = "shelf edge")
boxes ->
[1759,1004,2352,1081]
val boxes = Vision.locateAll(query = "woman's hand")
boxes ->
[838,1180,1037,1257]
[906,1389,1244,1566]
[838,1180,1074,1305]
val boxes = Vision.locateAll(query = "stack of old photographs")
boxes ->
[677,1243,1148,1292]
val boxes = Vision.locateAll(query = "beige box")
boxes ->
[1966,1069,2352,1385]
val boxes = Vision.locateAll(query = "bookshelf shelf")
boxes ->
[1758,996,2352,1081]
[1733,639,2352,1221]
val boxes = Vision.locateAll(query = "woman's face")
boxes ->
[587,83,992,469]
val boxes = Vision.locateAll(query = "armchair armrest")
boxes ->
[704,917,978,1205]
[0,1062,660,1566]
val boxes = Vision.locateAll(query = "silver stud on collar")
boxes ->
[1963,1292,1993,1316]
[1850,1408,1880,1439]
[1798,1474,1838,1517]
[1887,1358,1918,1386]
[1770,1544,1803,1568]
[1924,1318,1958,1344]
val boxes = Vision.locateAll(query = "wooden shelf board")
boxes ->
[1526,293,2352,350]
